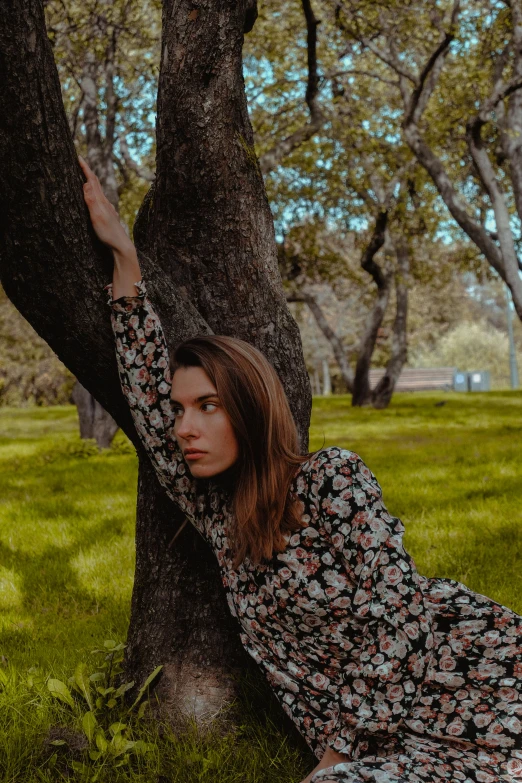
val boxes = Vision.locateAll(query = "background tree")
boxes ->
[42,0,160,447]
[333,0,522,320]
[0,0,312,730]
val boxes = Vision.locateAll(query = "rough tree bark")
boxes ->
[0,0,312,729]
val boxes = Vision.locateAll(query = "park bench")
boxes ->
[369,367,456,392]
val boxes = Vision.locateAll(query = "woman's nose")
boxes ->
[176,410,199,439]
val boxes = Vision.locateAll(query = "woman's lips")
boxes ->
[185,451,206,460]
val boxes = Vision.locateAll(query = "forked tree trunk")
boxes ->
[0,0,311,724]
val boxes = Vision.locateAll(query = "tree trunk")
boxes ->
[351,275,392,406]
[125,457,252,724]
[71,380,119,449]
[322,358,332,395]
[303,293,354,392]
[0,0,311,726]
[351,210,391,407]
[370,235,410,409]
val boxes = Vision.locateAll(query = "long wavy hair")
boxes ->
[170,335,313,569]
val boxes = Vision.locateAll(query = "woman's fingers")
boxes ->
[77,155,128,250]
[78,156,110,209]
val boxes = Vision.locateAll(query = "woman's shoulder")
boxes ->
[294,446,382,500]
[298,446,366,475]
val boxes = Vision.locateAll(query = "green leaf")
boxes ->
[95,696,105,710]
[137,699,149,719]
[103,639,116,649]
[128,665,163,712]
[109,722,127,736]
[89,750,102,761]
[49,739,67,746]
[89,672,105,683]
[71,760,90,773]
[0,668,9,686]
[47,678,75,708]
[82,710,97,743]
[107,698,117,708]
[95,730,108,753]
[96,686,114,696]
[112,737,135,758]
[75,662,93,711]
[114,680,134,698]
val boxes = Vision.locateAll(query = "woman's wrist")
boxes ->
[112,240,139,267]
[111,242,143,299]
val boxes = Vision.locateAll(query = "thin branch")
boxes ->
[473,75,522,127]
[259,0,325,174]
[405,0,460,124]
[322,68,399,87]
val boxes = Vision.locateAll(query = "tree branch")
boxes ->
[323,68,399,87]
[287,290,355,391]
[259,0,325,174]
[360,209,388,289]
[405,0,460,125]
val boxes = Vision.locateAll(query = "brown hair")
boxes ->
[170,335,313,569]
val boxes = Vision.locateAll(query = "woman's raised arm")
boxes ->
[78,156,202,529]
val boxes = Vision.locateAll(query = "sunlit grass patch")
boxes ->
[0,393,521,781]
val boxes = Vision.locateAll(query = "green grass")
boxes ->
[0,392,521,782]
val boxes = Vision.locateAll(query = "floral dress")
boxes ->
[106,281,522,783]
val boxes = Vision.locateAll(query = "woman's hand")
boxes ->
[298,747,349,783]
[78,156,133,256]
[79,155,142,297]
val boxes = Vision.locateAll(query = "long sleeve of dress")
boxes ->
[105,279,202,529]
[311,448,434,758]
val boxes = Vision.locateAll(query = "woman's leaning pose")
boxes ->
[79,157,522,783]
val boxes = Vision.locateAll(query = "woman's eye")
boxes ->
[202,403,217,412]
[172,407,183,417]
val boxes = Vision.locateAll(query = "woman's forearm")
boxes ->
[112,241,142,299]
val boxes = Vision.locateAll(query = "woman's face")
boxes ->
[170,365,240,478]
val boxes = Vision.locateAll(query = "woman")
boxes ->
[79,156,522,783]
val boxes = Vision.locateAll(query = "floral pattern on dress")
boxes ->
[106,281,522,783]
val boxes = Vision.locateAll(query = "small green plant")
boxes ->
[44,639,162,779]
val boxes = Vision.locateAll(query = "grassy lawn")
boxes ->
[0,392,521,782]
